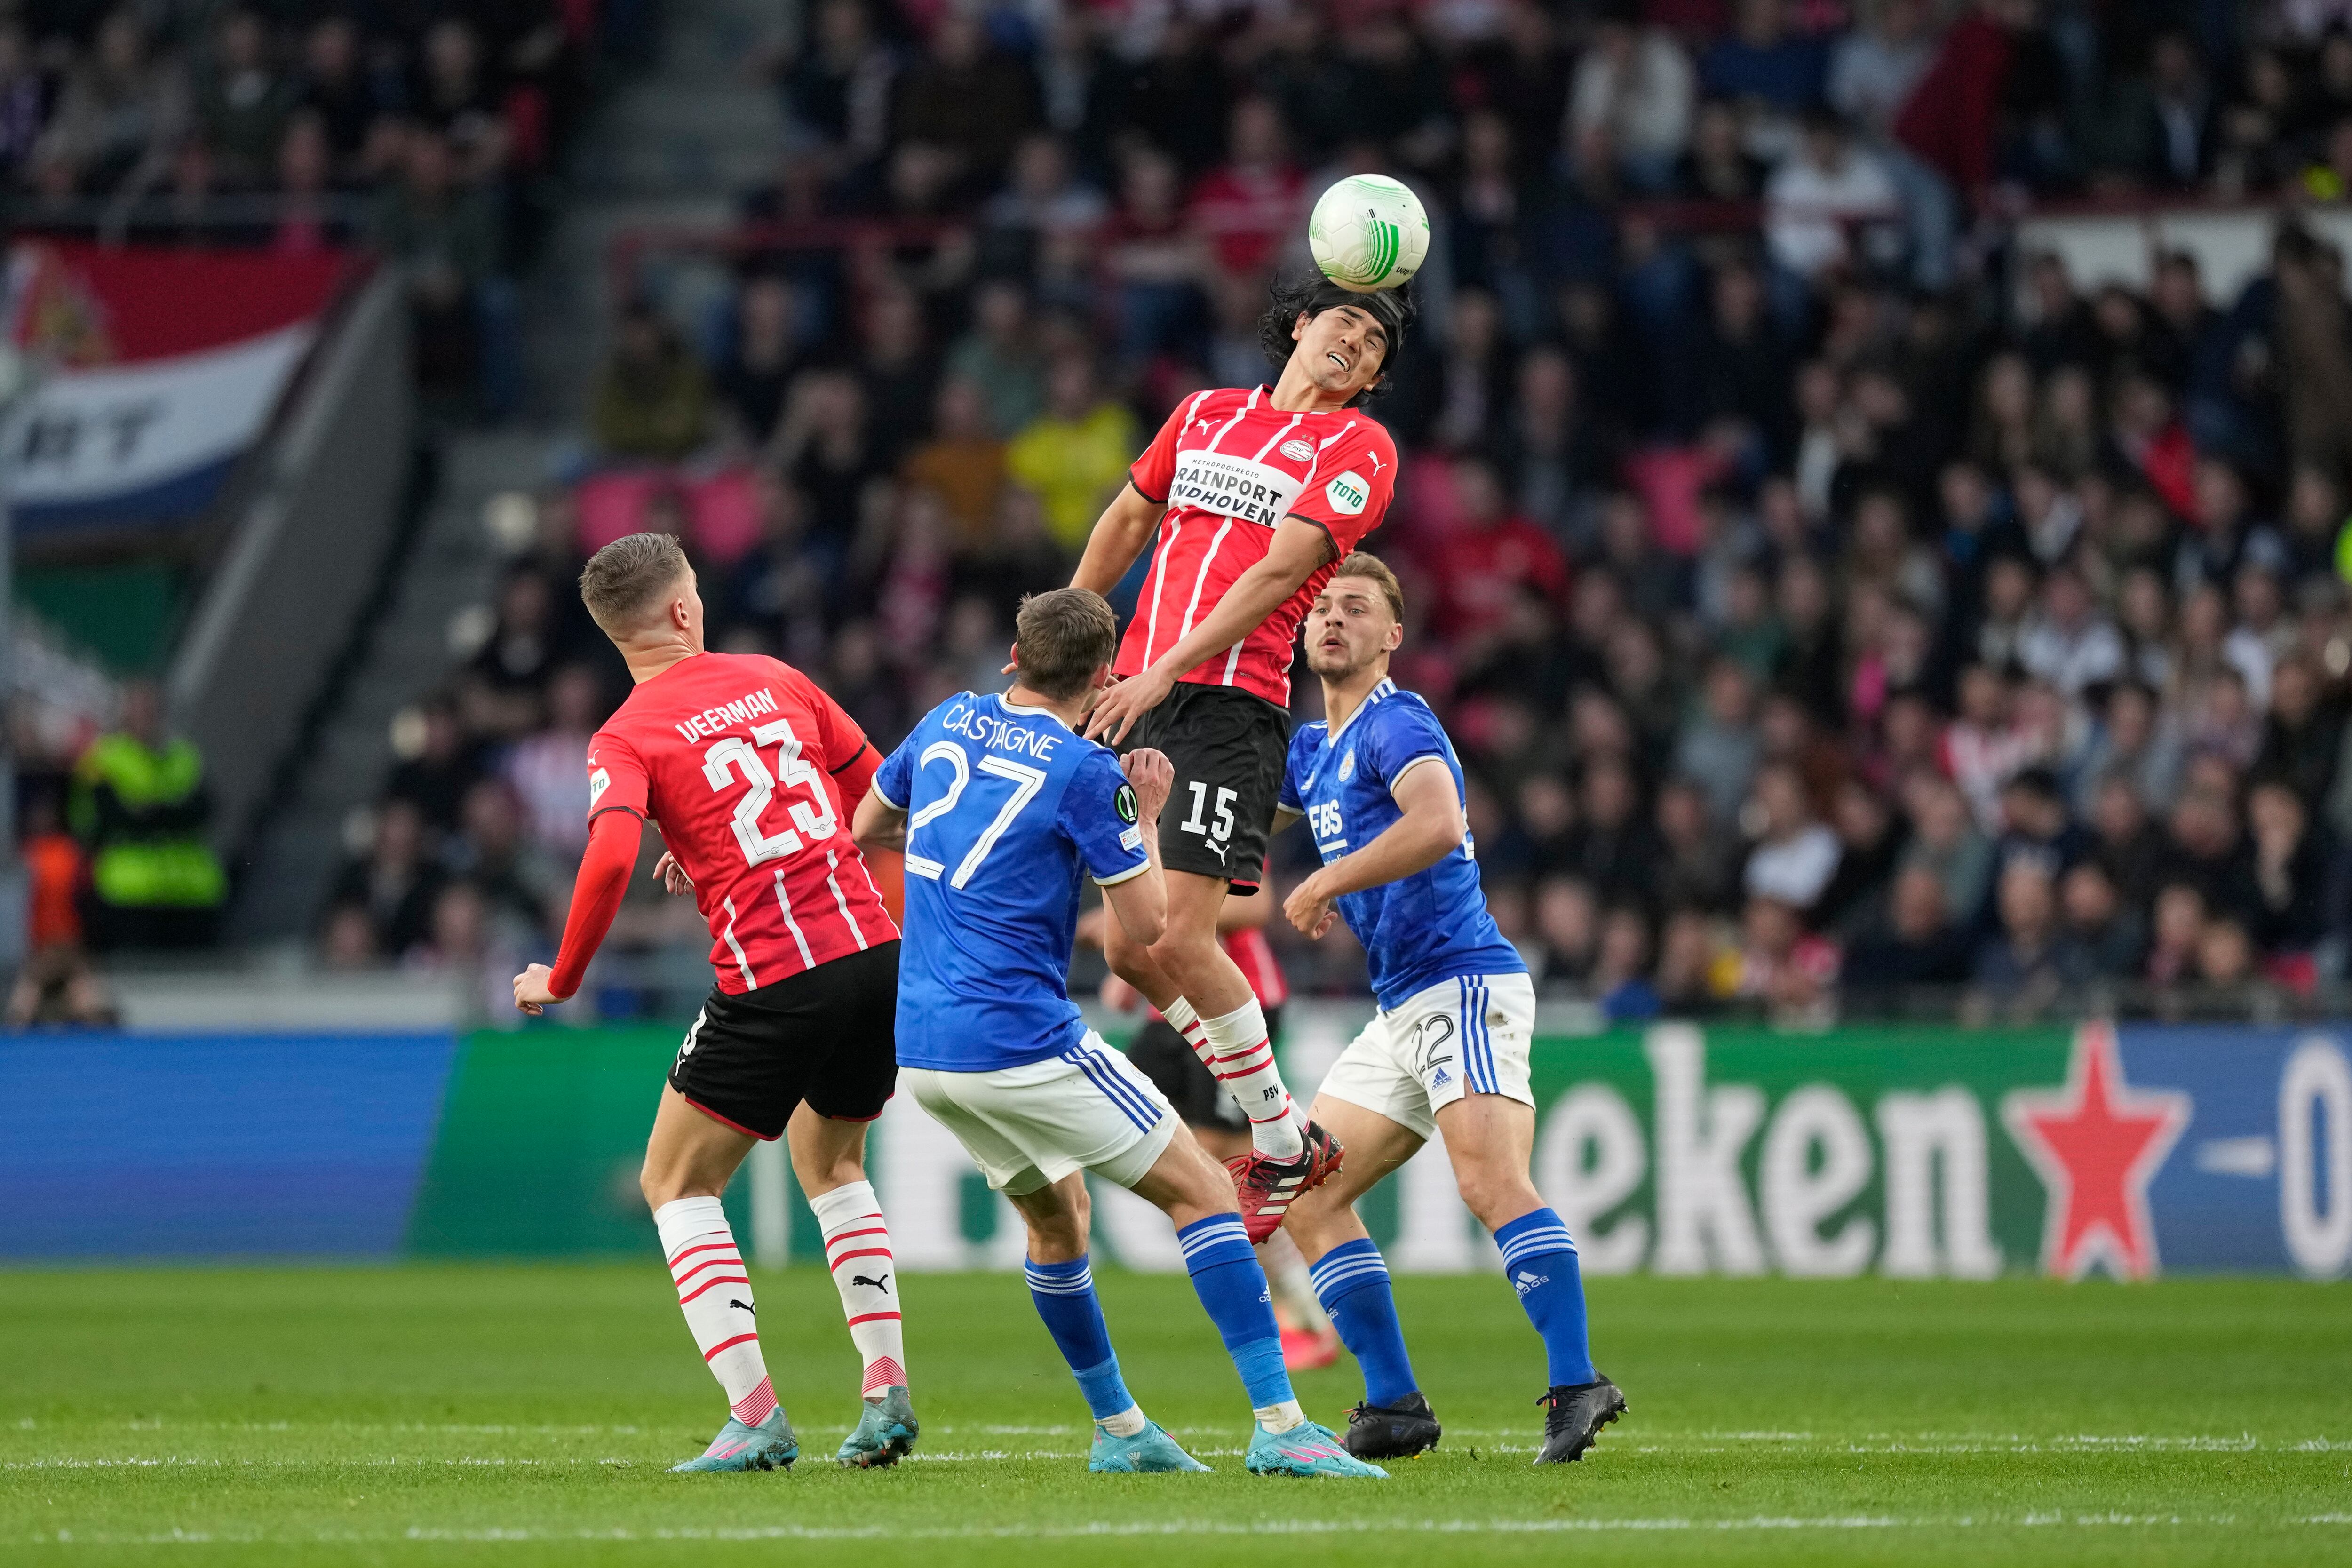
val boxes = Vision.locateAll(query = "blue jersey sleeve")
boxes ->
[1278,726,1316,814]
[1060,749,1150,886]
[1363,701,1449,794]
[872,731,916,810]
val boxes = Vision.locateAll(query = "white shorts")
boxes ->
[902,1031,1179,1198]
[1316,971,1536,1142]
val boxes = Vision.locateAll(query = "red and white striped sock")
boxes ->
[1198,998,1306,1160]
[653,1196,777,1427]
[810,1179,906,1395]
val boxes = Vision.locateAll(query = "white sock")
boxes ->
[1098,1405,1148,1437]
[1254,1398,1307,1433]
[810,1179,906,1396]
[1199,998,1305,1159]
[1260,1231,1331,1332]
[654,1196,777,1426]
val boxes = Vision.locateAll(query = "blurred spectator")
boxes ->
[944,280,1046,439]
[68,681,226,951]
[1004,352,1137,552]
[902,378,1008,551]
[370,123,506,406]
[1844,863,1971,991]
[5,945,118,1028]
[714,275,807,447]
[40,11,187,196]
[194,7,298,189]
[329,797,446,960]
[504,665,607,858]
[1764,110,1899,285]
[1742,762,1842,907]
[593,301,712,461]
[1568,17,1696,192]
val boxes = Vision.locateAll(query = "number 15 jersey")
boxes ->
[587,651,896,994]
[874,692,1150,1073]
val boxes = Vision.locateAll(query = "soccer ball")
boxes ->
[1307,174,1429,294]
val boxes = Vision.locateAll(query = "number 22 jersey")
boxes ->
[874,692,1150,1073]
[1280,678,1525,1011]
[586,651,896,994]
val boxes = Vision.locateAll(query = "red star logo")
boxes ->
[2002,1023,2190,1281]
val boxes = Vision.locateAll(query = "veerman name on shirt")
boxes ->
[672,687,781,743]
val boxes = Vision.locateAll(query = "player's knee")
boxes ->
[639,1161,715,1211]
[1453,1163,1541,1230]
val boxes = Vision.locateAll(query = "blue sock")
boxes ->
[1024,1254,1135,1421]
[1308,1238,1418,1407]
[1496,1208,1595,1387]
[1176,1214,1292,1411]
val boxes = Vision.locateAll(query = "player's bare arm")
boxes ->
[1101,749,1173,945]
[1070,483,1168,596]
[851,787,907,852]
[1083,517,1331,744]
[1283,760,1462,939]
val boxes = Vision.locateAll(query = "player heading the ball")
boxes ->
[1067,268,1414,1244]
[512,531,918,1474]
[852,588,1382,1479]
[1271,553,1629,1466]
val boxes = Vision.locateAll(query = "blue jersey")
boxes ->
[875,692,1151,1072]
[1280,678,1526,1011]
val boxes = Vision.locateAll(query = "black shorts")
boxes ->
[1124,1006,1284,1131]
[668,941,900,1140]
[1120,682,1291,890]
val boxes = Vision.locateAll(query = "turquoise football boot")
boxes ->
[835,1385,920,1468]
[1089,1420,1211,1473]
[1244,1419,1388,1478]
[670,1407,797,1472]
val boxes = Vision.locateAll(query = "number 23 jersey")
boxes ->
[874,692,1150,1073]
[587,651,896,994]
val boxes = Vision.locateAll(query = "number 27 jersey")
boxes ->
[875,692,1150,1073]
[587,651,896,994]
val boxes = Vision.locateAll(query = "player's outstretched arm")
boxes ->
[515,808,644,1013]
[1069,483,1168,596]
[851,786,907,852]
[1283,760,1463,939]
[1084,517,1330,744]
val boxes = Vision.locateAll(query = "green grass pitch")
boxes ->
[2,1266,2346,1567]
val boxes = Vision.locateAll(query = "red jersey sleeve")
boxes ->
[1127,399,1192,504]
[773,659,872,775]
[1287,421,1398,558]
[586,730,650,822]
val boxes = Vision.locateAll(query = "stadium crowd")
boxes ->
[296,0,2352,1020]
[0,0,613,413]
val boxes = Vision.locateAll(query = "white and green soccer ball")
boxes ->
[1306,173,1429,294]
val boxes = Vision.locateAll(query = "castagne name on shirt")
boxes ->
[671,687,781,744]
[941,699,1062,761]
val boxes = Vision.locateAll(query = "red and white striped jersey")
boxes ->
[1121,385,1399,707]
[588,652,897,994]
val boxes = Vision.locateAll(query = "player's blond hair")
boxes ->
[1330,551,1405,624]
[1013,588,1118,700]
[579,531,690,635]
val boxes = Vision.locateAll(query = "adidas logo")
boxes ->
[1430,1066,1451,1088]
[1513,1269,1548,1297]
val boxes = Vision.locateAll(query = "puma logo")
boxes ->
[1366,451,1386,475]
[851,1273,892,1294]
[729,1299,755,1316]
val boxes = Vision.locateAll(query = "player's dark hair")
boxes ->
[1013,588,1118,700]
[1258,272,1412,405]
[579,531,690,635]
[1329,550,1405,623]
